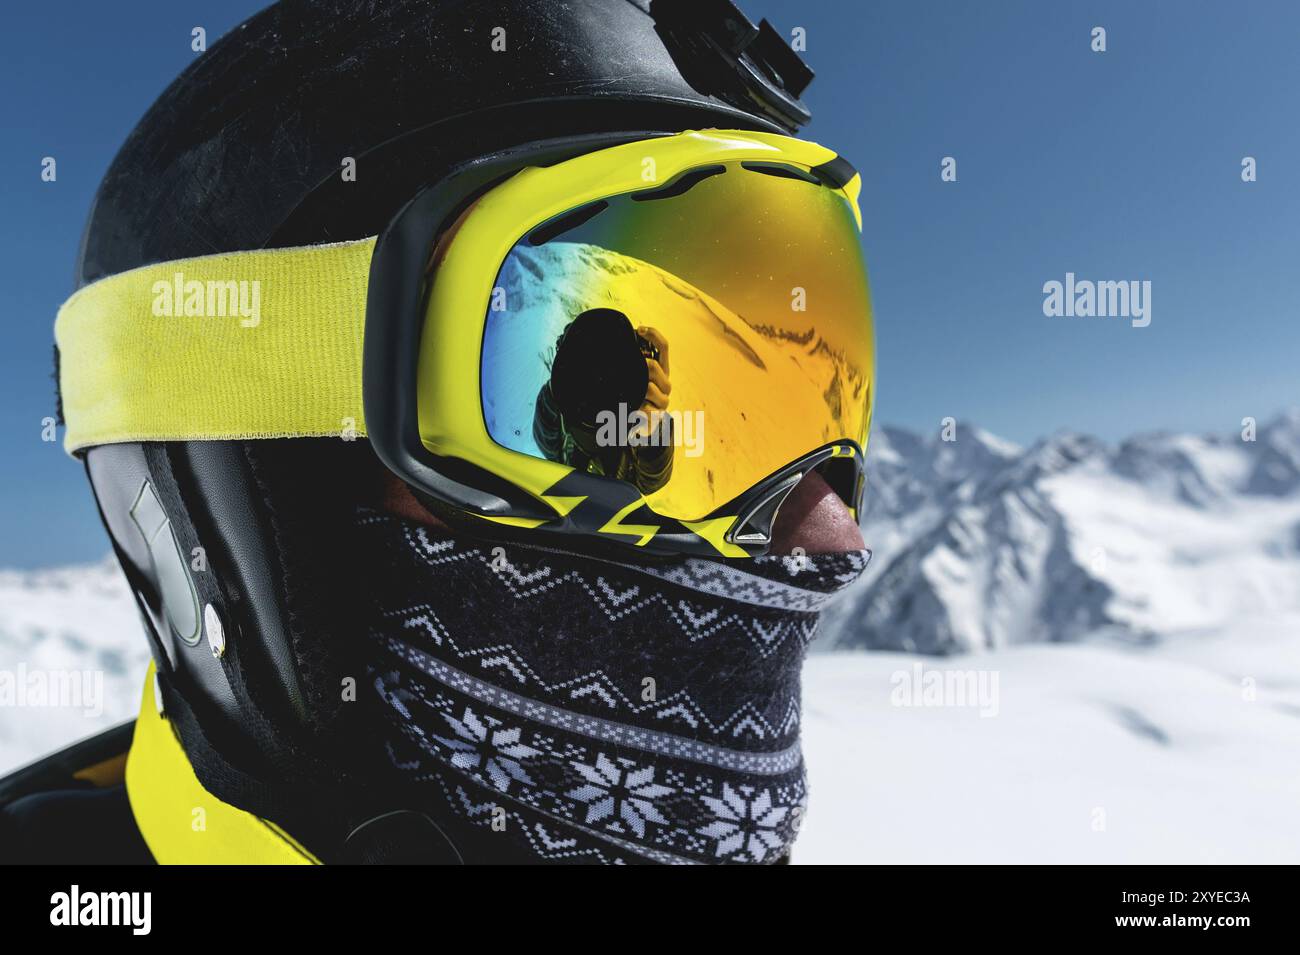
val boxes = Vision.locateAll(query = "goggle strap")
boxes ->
[55,237,375,453]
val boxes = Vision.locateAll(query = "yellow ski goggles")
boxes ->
[56,130,875,558]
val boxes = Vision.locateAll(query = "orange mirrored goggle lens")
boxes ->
[479,160,874,522]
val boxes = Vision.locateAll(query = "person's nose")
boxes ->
[767,469,865,555]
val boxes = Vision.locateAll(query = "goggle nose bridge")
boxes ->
[727,471,803,546]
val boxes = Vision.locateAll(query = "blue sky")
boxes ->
[2,0,1297,567]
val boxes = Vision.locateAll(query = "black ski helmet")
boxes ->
[66,0,817,860]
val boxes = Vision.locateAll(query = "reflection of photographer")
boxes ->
[533,308,674,494]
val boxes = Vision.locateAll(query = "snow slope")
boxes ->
[798,617,1300,863]
[0,559,151,773]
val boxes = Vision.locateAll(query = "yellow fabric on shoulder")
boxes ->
[125,663,320,865]
[55,238,375,454]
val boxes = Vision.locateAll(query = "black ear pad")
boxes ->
[174,438,383,744]
[87,438,386,790]
[87,442,254,740]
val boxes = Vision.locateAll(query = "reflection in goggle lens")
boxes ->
[480,161,874,521]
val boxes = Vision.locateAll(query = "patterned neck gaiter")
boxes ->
[357,509,869,864]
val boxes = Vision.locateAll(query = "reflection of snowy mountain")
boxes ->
[484,241,865,516]
[820,411,1300,653]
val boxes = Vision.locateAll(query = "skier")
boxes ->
[1,0,873,864]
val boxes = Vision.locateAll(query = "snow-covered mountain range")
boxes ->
[820,410,1300,654]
